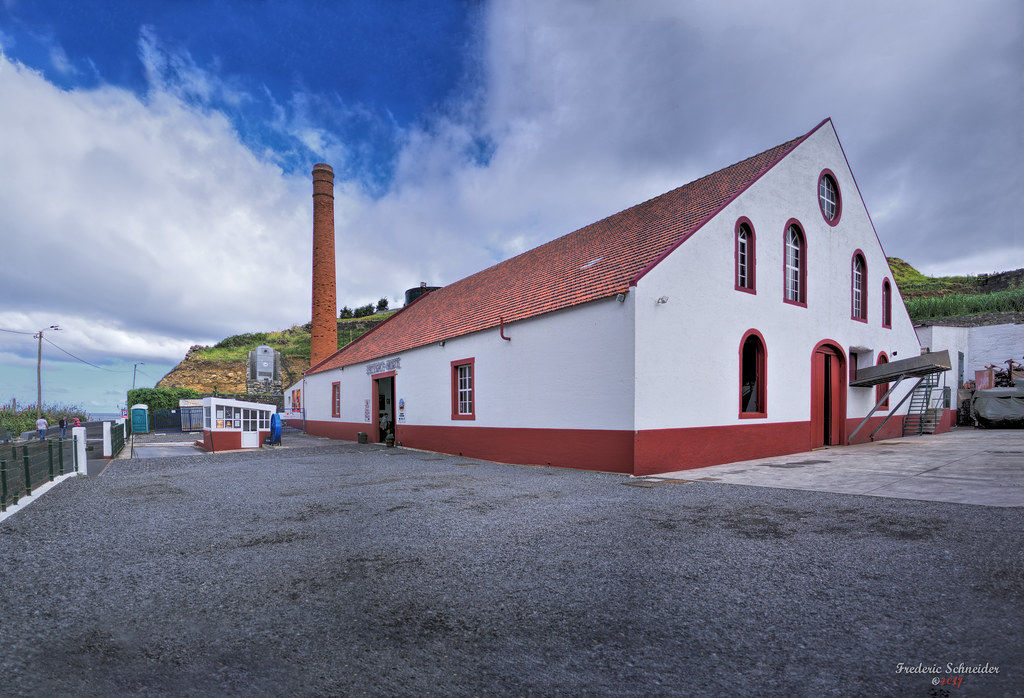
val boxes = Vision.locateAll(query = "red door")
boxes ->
[811,344,846,447]
[811,351,827,448]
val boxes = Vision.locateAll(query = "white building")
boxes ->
[285,118,953,475]
[916,321,1024,387]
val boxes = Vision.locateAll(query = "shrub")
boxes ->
[214,332,269,349]
[0,403,87,437]
[126,387,201,411]
[353,304,376,318]
[339,306,353,319]
[376,298,389,312]
[904,287,1024,320]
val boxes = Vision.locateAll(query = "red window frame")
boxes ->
[331,381,341,418]
[450,358,475,421]
[875,353,890,409]
[782,219,807,308]
[738,329,767,419]
[851,250,867,322]
[817,169,842,226]
[734,217,756,294]
[882,279,892,328]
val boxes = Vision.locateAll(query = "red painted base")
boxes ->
[200,430,270,452]
[634,421,812,476]
[303,420,634,473]
[300,410,958,476]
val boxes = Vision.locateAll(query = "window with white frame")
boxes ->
[852,254,867,320]
[457,364,473,415]
[736,223,754,291]
[784,225,804,303]
[882,279,892,327]
[819,173,839,222]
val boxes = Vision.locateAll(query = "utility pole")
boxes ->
[132,361,145,391]
[34,325,60,419]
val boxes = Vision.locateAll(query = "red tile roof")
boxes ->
[308,124,819,375]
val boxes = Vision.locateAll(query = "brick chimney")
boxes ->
[310,163,337,367]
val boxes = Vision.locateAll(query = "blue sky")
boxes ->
[0,0,1020,412]
[0,0,480,186]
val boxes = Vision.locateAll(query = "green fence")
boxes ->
[110,422,125,458]
[0,437,77,512]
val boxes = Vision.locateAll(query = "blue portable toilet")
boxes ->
[131,404,149,434]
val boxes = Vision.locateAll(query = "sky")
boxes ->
[0,0,1020,413]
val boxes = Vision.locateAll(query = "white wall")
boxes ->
[633,121,922,430]
[916,325,969,385]
[968,324,1024,375]
[301,295,636,430]
[920,323,1024,382]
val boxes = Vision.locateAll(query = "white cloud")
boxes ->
[0,51,311,366]
[48,43,76,76]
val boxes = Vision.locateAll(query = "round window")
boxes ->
[818,170,841,225]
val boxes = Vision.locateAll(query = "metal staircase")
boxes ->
[902,373,941,436]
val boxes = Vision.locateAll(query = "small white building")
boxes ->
[916,321,1024,387]
[285,118,953,474]
[200,397,275,452]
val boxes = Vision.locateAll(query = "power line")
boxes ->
[136,368,164,383]
[42,337,131,373]
[0,327,36,335]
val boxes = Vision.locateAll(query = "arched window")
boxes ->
[875,353,890,409]
[783,222,806,306]
[851,252,867,321]
[735,218,756,293]
[739,330,767,417]
[818,170,842,225]
[882,279,892,328]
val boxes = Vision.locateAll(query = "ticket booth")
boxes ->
[199,397,275,452]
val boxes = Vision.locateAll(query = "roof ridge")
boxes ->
[401,133,807,299]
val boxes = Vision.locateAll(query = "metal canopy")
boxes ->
[850,350,951,388]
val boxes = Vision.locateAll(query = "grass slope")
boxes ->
[887,257,980,298]
[887,257,1024,321]
[194,312,395,362]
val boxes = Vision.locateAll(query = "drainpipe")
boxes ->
[499,317,511,341]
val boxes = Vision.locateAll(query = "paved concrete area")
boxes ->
[131,443,203,458]
[659,428,1024,507]
[0,440,1020,696]
[124,426,329,460]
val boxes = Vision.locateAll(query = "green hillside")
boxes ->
[887,258,1024,321]
[193,312,395,362]
[887,257,980,298]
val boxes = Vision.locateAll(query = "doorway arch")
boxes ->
[810,340,846,448]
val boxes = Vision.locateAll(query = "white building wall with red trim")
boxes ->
[630,122,927,472]
[292,292,634,433]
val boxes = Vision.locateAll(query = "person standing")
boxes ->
[35,416,48,440]
[59,417,67,439]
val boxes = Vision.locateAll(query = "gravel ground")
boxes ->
[0,442,1020,696]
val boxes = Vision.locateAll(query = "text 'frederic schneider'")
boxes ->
[895,662,1000,675]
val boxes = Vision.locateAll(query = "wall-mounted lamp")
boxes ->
[438,340,446,347]
[656,296,669,304]
[892,350,897,357]
[616,293,625,303]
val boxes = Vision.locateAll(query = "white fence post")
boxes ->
[72,426,86,472]
[102,421,111,458]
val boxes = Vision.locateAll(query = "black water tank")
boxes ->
[405,282,440,306]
